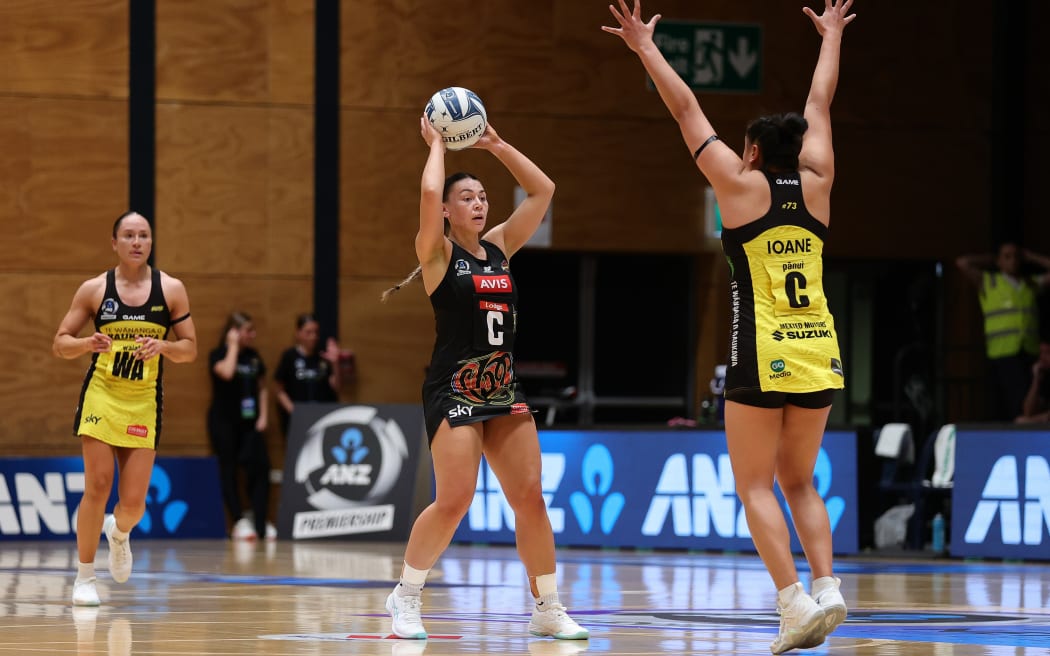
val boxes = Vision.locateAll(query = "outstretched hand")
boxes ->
[803,0,856,36]
[601,0,661,53]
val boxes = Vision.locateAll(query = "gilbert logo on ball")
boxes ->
[425,86,487,150]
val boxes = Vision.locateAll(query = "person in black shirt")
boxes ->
[207,311,273,541]
[378,118,587,641]
[273,313,342,441]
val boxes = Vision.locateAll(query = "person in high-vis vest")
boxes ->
[957,242,1050,420]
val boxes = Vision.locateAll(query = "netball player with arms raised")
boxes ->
[380,117,588,641]
[605,0,855,652]
[53,211,197,606]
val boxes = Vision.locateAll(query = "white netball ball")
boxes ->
[424,86,488,151]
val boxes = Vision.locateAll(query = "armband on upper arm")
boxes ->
[693,134,720,161]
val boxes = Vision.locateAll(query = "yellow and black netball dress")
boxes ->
[720,172,845,396]
[421,240,531,443]
[73,268,182,449]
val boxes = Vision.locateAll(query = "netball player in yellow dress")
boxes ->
[53,211,197,606]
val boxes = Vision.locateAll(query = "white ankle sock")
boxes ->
[777,581,803,605]
[77,562,95,580]
[534,573,558,597]
[397,562,429,596]
[811,576,837,595]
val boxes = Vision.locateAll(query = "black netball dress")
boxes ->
[421,240,531,443]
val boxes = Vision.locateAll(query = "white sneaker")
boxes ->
[265,522,277,541]
[770,583,825,654]
[528,594,589,640]
[811,576,847,636]
[103,515,132,584]
[386,590,427,639]
[72,577,101,606]
[231,517,256,540]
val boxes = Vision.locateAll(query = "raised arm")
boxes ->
[798,0,856,178]
[955,252,994,287]
[477,125,555,258]
[602,0,744,189]
[416,116,450,293]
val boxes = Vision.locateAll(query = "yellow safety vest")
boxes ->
[978,271,1040,359]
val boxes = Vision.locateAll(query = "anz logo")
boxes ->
[0,464,188,536]
[466,444,626,535]
[463,441,846,541]
[964,455,1050,546]
[468,454,567,533]
[641,448,844,538]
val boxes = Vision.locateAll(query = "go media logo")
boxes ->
[0,464,187,537]
[964,455,1050,546]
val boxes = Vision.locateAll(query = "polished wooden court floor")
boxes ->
[0,539,1047,655]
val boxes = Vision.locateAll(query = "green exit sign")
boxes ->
[653,21,762,93]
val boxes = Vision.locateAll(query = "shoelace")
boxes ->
[399,595,423,623]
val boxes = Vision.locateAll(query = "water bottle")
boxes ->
[931,513,945,554]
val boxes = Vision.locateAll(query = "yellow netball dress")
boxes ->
[73,268,183,449]
[720,172,845,395]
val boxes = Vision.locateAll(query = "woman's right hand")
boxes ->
[602,0,661,54]
[803,0,856,37]
[89,332,112,353]
[420,115,446,150]
[225,327,240,348]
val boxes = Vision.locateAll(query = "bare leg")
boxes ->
[113,446,157,531]
[723,401,799,590]
[77,437,115,564]
[402,421,483,569]
[482,414,555,594]
[776,404,834,579]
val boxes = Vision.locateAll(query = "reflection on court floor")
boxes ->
[0,540,1047,654]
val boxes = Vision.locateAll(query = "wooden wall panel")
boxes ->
[0,274,105,456]
[156,104,313,277]
[0,0,126,97]
[338,0,996,259]
[157,0,313,105]
[0,98,127,273]
[342,278,433,405]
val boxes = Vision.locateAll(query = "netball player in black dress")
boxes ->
[380,118,588,641]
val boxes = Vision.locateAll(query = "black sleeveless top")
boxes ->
[420,239,530,441]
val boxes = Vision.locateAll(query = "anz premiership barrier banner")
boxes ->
[454,429,858,554]
[0,456,226,540]
[951,429,1050,560]
[277,404,425,541]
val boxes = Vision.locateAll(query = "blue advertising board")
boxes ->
[952,429,1050,560]
[453,429,858,554]
[0,456,226,540]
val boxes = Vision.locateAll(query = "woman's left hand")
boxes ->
[472,123,501,151]
[134,336,164,360]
